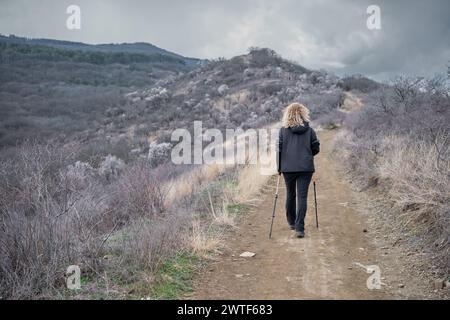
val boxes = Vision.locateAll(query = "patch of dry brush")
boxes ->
[0,136,268,298]
[334,76,450,273]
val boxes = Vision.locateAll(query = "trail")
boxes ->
[190,128,393,299]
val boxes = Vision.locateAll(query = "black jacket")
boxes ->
[277,122,320,173]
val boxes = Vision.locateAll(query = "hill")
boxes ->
[103,48,350,161]
[0,35,203,149]
[0,43,356,159]
[0,34,201,66]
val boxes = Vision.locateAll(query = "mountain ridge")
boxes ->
[0,34,203,66]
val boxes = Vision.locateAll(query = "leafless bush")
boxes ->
[0,141,176,299]
[66,161,96,189]
[99,155,125,182]
[334,76,450,272]
[114,211,189,273]
[147,142,172,168]
[0,142,104,298]
[108,161,169,225]
[314,109,346,130]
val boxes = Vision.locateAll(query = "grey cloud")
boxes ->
[0,0,448,80]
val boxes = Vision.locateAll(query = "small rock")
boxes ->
[398,283,405,288]
[347,266,353,270]
[235,274,244,278]
[363,229,368,233]
[239,251,256,258]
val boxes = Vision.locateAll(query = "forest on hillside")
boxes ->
[0,41,194,149]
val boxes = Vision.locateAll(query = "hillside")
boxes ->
[97,48,349,162]
[0,45,352,162]
[0,34,202,66]
[0,35,201,149]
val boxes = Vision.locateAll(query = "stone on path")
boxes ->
[239,251,256,258]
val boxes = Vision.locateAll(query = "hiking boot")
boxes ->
[288,224,295,230]
[296,230,305,238]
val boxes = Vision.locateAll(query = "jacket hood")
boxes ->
[289,122,310,135]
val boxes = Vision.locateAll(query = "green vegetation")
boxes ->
[226,203,249,217]
[151,253,201,299]
[0,42,186,65]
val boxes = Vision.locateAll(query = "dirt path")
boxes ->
[190,129,397,299]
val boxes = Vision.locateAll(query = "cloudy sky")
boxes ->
[0,0,449,80]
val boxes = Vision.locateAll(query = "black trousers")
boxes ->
[282,172,313,232]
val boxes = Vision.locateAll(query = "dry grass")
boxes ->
[187,220,223,258]
[335,129,449,271]
[213,201,237,228]
[165,164,225,205]
[333,76,450,273]
[378,135,449,243]
[235,164,271,204]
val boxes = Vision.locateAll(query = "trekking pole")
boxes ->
[269,175,281,239]
[313,181,319,229]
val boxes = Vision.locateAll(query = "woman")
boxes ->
[277,103,320,238]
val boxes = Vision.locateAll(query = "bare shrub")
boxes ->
[314,109,346,130]
[108,161,169,225]
[334,75,450,272]
[0,141,176,299]
[66,161,96,189]
[113,211,189,273]
[147,142,172,168]
[99,154,125,181]
[0,142,104,299]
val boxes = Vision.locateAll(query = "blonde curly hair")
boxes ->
[282,103,310,128]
